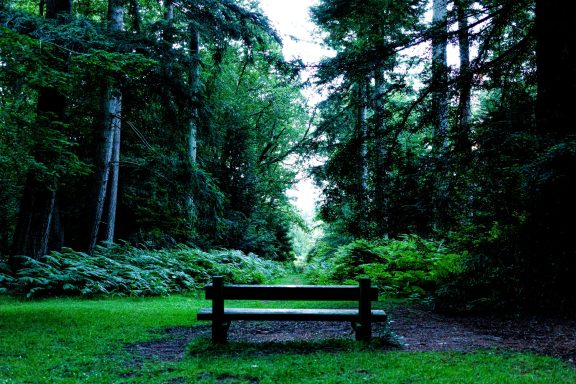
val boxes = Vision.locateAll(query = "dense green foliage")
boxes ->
[306,0,576,314]
[0,244,285,297]
[0,0,307,262]
[307,235,462,300]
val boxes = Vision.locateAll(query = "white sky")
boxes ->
[259,0,330,64]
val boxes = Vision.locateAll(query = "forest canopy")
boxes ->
[1,0,574,314]
[0,0,307,263]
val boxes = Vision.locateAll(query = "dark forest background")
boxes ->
[1,0,574,314]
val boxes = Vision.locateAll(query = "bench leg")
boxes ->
[212,321,230,344]
[352,321,372,342]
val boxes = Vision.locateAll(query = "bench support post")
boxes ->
[211,276,228,343]
[355,278,372,341]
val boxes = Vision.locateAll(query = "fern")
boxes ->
[306,235,464,300]
[7,244,286,298]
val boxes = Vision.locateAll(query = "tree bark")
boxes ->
[358,79,369,197]
[11,182,56,260]
[11,0,70,262]
[88,92,117,253]
[356,76,369,233]
[455,0,472,154]
[164,0,174,34]
[88,0,124,253]
[536,0,575,139]
[431,0,450,231]
[431,0,449,154]
[108,0,124,33]
[128,0,141,33]
[105,96,121,245]
[373,69,389,238]
[189,27,201,165]
[522,0,576,310]
[185,26,201,218]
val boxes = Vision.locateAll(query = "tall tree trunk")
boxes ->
[185,26,201,218]
[163,0,174,61]
[164,0,174,36]
[358,79,369,198]
[88,0,124,253]
[105,97,121,244]
[522,0,576,310]
[10,0,70,263]
[189,27,200,165]
[373,69,389,238]
[455,0,472,154]
[536,0,575,139]
[128,0,141,33]
[11,182,57,260]
[431,0,450,231]
[88,92,117,253]
[431,0,449,154]
[108,0,124,33]
[356,77,369,234]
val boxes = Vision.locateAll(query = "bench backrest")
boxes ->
[205,277,379,301]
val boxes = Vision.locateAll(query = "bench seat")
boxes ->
[197,307,387,322]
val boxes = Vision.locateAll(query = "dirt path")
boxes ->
[129,305,576,364]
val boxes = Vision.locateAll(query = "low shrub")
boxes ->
[306,235,463,300]
[2,244,286,298]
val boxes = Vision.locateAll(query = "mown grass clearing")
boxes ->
[0,295,574,383]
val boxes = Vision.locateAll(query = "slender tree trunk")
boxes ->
[50,199,64,251]
[356,77,369,235]
[184,26,201,220]
[88,0,124,253]
[358,78,369,199]
[105,1,123,245]
[164,0,174,34]
[455,0,472,154]
[523,0,576,309]
[431,0,450,231]
[536,0,575,139]
[88,92,116,253]
[11,183,56,259]
[105,97,121,244]
[431,0,449,154]
[108,0,124,32]
[128,0,141,33]
[189,27,200,165]
[10,0,70,263]
[163,0,174,58]
[373,70,389,238]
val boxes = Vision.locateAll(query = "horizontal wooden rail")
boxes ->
[204,284,379,301]
[197,308,387,321]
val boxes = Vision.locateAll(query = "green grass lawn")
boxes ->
[0,294,574,383]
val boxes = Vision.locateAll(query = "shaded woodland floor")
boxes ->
[129,305,576,365]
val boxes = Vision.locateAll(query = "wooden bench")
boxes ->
[197,276,387,343]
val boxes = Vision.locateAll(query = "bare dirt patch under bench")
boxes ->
[128,305,576,364]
